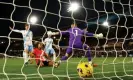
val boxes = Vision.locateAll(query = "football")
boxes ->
[77,62,93,77]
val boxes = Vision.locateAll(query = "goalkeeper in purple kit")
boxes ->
[53,23,103,66]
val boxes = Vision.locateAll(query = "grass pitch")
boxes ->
[0,57,133,80]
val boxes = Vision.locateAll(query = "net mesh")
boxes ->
[0,0,133,80]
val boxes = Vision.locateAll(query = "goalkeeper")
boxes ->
[53,23,103,65]
[9,24,33,65]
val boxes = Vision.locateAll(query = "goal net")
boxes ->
[0,0,133,80]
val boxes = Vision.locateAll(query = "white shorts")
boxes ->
[45,48,55,55]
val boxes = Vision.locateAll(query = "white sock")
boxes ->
[89,61,92,64]
[53,53,56,61]
[23,51,29,63]
[58,60,61,63]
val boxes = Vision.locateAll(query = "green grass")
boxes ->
[0,57,133,80]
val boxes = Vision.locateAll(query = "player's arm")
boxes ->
[43,42,46,45]
[93,33,103,38]
[43,52,52,61]
[52,44,57,47]
[43,39,47,45]
[52,32,60,35]
[29,31,33,41]
[52,29,70,36]
[52,44,59,49]
[9,26,22,33]
[60,31,69,35]
[51,39,59,49]
[85,32,94,37]
[84,31,103,38]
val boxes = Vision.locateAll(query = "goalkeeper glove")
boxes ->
[94,33,103,38]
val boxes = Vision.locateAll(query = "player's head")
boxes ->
[47,31,52,37]
[71,23,77,28]
[25,23,30,30]
[38,42,43,49]
[35,42,43,49]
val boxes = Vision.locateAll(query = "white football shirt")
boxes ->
[44,38,53,50]
[12,30,33,45]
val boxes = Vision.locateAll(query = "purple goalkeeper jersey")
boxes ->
[61,27,94,47]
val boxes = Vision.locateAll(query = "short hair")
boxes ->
[71,22,77,26]
[25,23,29,27]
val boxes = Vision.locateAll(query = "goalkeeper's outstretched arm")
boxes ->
[52,30,69,36]
[85,31,103,38]
[93,33,103,38]
[52,32,60,35]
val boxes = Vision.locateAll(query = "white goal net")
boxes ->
[0,0,133,80]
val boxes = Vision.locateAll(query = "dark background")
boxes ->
[0,0,133,53]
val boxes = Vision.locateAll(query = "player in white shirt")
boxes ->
[9,24,33,65]
[43,31,57,61]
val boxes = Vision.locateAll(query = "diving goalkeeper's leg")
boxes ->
[83,44,97,67]
[61,47,72,61]
[54,47,72,67]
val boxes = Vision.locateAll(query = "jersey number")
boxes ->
[75,30,78,36]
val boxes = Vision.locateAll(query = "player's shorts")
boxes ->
[24,45,33,52]
[66,44,90,54]
[45,48,55,55]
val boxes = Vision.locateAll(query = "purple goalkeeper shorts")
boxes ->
[66,44,89,54]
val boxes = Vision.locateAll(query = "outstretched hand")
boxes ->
[98,33,103,38]
[52,32,60,35]
[94,33,103,38]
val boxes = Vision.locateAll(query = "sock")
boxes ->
[23,51,29,64]
[61,56,68,61]
[89,61,92,64]
[87,48,91,62]
[53,53,56,61]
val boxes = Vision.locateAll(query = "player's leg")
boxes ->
[61,47,72,61]
[23,45,29,65]
[83,44,97,67]
[53,53,56,61]
[54,46,72,67]
[28,45,34,64]
[38,61,54,67]
[42,61,51,67]
[50,48,56,61]
[45,48,50,56]
[54,47,72,67]
[83,44,92,62]
[23,51,28,64]
[48,61,54,66]
[37,60,44,67]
